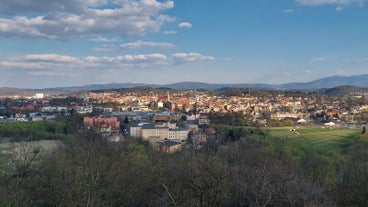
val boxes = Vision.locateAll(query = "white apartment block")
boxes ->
[168,129,188,141]
[130,125,188,142]
[130,126,142,138]
[142,127,169,141]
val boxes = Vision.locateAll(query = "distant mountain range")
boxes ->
[2,74,368,96]
[49,74,368,91]
[0,87,36,96]
[278,74,368,90]
[0,88,66,97]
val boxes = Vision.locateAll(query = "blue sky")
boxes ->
[0,0,368,88]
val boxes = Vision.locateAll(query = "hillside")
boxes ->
[0,88,34,96]
[321,85,368,96]
[281,74,368,90]
[60,74,368,91]
[2,74,368,95]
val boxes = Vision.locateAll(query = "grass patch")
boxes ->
[268,127,360,155]
[0,140,62,174]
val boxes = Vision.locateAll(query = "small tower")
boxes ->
[167,91,170,102]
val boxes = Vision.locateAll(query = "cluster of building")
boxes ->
[81,110,191,152]
[2,88,368,151]
[82,89,368,126]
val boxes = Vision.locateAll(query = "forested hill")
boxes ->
[215,87,281,97]
[320,85,368,96]
[0,88,65,97]
[2,74,368,95]
[0,88,34,96]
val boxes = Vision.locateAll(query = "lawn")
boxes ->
[268,127,361,155]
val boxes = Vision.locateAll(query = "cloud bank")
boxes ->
[0,52,214,71]
[0,0,175,39]
[120,40,175,49]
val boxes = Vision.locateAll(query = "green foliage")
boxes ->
[1,125,367,206]
[0,140,62,175]
[0,121,53,141]
[210,125,268,142]
[267,119,294,127]
[0,132,333,206]
[54,120,74,134]
[337,135,368,206]
[301,154,339,191]
[268,128,359,156]
[0,119,77,142]
[208,112,250,126]
[338,164,368,206]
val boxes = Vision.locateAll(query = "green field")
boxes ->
[0,140,62,174]
[268,127,361,154]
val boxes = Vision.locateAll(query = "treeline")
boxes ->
[208,112,254,126]
[0,119,79,142]
[338,132,368,206]
[1,128,368,206]
[207,113,297,127]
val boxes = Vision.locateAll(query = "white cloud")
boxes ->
[0,52,214,70]
[311,55,334,62]
[27,71,71,76]
[24,54,79,63]
[85,54,169,67]
[336,6,344,10]
[0,61,45,69]
[178,22,192,28]
[172,53,214,63]
[0,0,108,14]
[295,0,365,6]
[120,40,175,49]
[92,47,117,52]
[0,54,85,69]
[90,36,119,42]
[283,9,295,13]
[0,0,175,39]
[92,40,175,52]
[164,30,177,35]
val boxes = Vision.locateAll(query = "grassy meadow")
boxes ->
[268,127,361,155]
[0,140,62,174]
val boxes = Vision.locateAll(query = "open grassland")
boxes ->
[0,140,62,174]
[268,127,361,154]
[0,140,62,154]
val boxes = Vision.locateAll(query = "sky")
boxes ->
[1,0,368,88]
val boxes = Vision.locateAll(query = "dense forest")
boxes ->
[1,124,368,206]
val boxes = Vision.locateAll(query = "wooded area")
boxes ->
[1,125,368,206]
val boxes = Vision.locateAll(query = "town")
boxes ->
[1,86,367,152]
